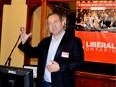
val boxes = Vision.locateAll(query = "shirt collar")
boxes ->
[52,30,65,41]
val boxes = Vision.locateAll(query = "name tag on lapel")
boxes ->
[61,52,69,58]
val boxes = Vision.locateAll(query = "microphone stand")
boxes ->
[4,36,20,66]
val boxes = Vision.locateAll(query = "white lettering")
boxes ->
[102,42,106,48]
[86,41,116,49]
[85,47,116,53]
[8,70,16,74]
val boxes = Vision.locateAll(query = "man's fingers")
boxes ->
[51,60,56,64]
[27,33,32,37]
[19,27,32,44]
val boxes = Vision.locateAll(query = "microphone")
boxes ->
[4,35,20,66]
[20,26,25,32]
[18,26,25,37]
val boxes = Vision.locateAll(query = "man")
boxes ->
[75,17,85,31]
[18,13,84,87]
[102,11,113,29]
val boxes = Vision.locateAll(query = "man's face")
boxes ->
[47,14,64,36]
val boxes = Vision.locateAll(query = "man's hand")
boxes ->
[46,60,60,73]
[20,27,32,44]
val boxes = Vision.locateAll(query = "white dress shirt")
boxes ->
[44,31,65,82]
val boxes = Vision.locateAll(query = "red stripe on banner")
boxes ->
[76,1,116,9]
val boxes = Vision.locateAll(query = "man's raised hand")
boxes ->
[20,27,32,44]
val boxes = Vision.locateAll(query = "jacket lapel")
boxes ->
[54,32,69,60]
[43,37,52,65]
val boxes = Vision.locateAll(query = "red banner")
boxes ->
[75,31,116,64]
[76,1,116,9]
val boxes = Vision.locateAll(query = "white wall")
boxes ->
[0,0,27,67]
[0,0,52,67]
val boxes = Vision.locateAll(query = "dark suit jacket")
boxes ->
[18,32,84,87]
[103,16,112,28]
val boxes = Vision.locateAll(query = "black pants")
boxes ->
[43,80,51,87]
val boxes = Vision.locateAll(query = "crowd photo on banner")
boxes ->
[75,1,116,32]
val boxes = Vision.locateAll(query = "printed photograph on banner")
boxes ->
[76,1,116,32]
